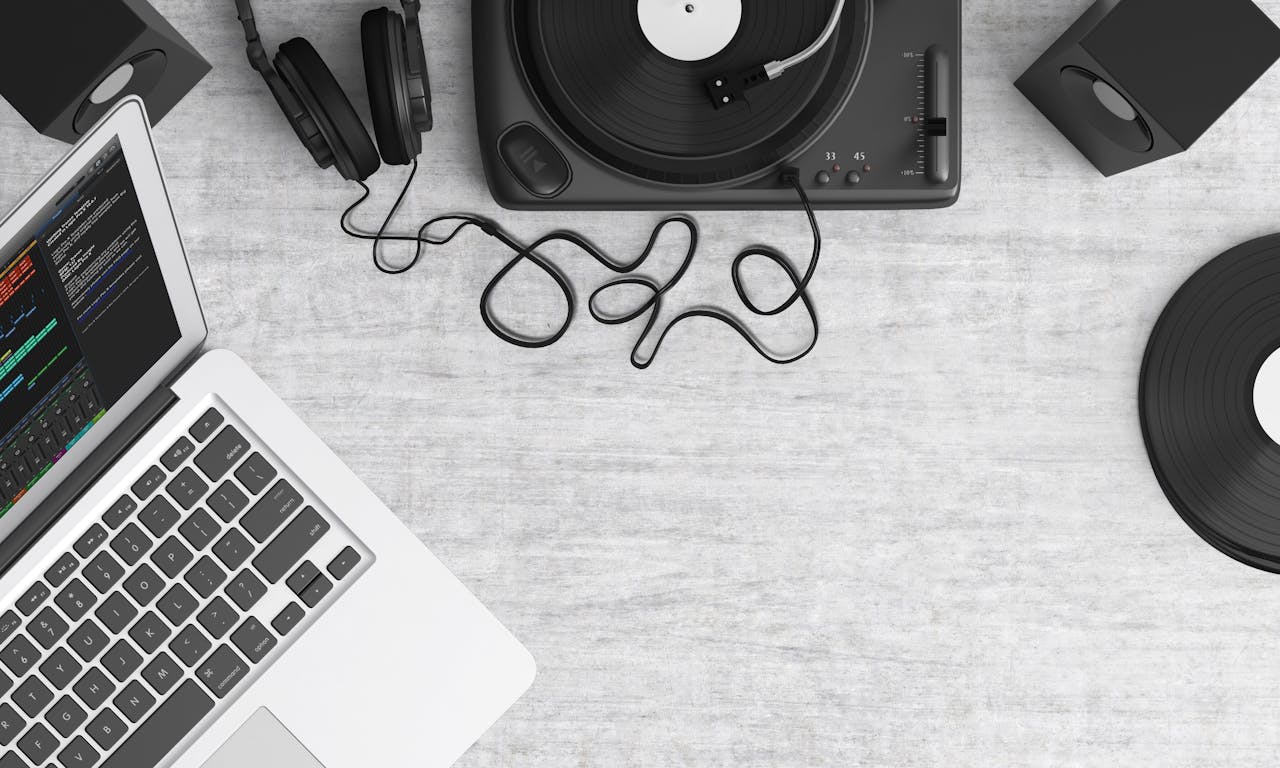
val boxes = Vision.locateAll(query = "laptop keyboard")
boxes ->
[0,403,369,768]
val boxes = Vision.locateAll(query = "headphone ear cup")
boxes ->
[275,37,382,182]
[261,68,335,171]
[361,8,420,166]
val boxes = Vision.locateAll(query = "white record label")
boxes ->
[637,0,742,62]
[1255,347,1280,445]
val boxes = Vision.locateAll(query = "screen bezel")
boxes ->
[0,97,206,544]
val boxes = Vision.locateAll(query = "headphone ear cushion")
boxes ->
[275,37,381,182]
[361,8,419,166]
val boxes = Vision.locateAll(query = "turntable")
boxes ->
[473,0,961,210]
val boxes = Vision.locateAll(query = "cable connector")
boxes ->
[779,167,801,186]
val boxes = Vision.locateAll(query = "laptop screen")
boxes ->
[0,139,180,518]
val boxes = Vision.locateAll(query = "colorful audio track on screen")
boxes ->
[0,139,178,518]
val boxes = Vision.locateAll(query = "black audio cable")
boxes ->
[339,160,821,369]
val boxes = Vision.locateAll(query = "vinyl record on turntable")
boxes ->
[514,0,871,185]
[1140,234,1280,572]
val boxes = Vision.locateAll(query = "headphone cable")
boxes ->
[339,159,822,369]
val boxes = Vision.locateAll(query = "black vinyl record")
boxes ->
[512,0,871,186]
[1140,234,1280,572]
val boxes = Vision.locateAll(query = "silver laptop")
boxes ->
[0,97,534,768]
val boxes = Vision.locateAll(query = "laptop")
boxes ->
[0,97,534,768]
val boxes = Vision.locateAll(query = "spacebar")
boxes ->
[102,680,214,768]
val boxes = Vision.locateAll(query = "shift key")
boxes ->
[194,427,249,482]
[253,508,329,583]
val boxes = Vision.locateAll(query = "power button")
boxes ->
[497,123,571,198]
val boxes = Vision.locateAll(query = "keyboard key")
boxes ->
[72,667,114,710]
[67,620,109,663]
[233,452,277,496]
[101,495,137,529]
[300,573,333,608]
[45,695,86,736]
[2,634,38,676]
[141,652,181,696]
[123,563,163,607]
[195,645,247,699]
[18,721,56,763]
[206,480,249,523]
[44,552,78,588]
[0,668,11,697]
[0,702,23,745]
[0,610,21,644]
[55,579,97,623]
[84,552,123,594]
[271,602,305,636]
[161,437,195,472]
[130,466,166,502]
[230,617,276,664]
[58,735,100,768]
[109,522,153,566]
[39,648,82,690]
[242,480,303,542]
[157,584,197,626]
[170,626,212,668]
[327,546,361,580]
[166,468,209,511]
[94,593,138,634]
[213,528,252,570]
[99,680,212,768]
[184,556,227,599]
[128,612,171,655]
[16,581,50,616]
[197,597,238,640]
[73,524,108,558]
[254,507,328,583]
[14,676,53,716]
[86,707,126,751]
[101,639,142,682]
[137,496,181,538]
[151,536,194,578]
[189,408,224,443]
[112,681,155,723]
[286,561,320,595]
[224,570,266,611]
[178,508,219,551]
[195,426,249,482]
[30,606,68,649]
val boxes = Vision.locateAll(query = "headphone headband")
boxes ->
[232,0,335,170]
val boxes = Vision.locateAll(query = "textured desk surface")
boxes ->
[4,1,1280,765]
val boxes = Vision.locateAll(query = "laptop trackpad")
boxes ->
[200,708,326,768]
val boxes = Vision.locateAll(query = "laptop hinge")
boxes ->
[0,385,180,576]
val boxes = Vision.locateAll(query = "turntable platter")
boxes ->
[514,0,872,186]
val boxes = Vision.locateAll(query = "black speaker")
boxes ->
[0,0,210,143]
[1015,0,1280,176]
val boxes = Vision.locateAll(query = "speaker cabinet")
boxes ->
[1016,0,1280,176]
[0,0,210,143]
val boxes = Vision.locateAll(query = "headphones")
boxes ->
[234,0,433,182]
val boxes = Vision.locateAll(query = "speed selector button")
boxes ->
[497,123,571,198]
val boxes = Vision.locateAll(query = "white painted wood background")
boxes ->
[3,1,1280,765]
